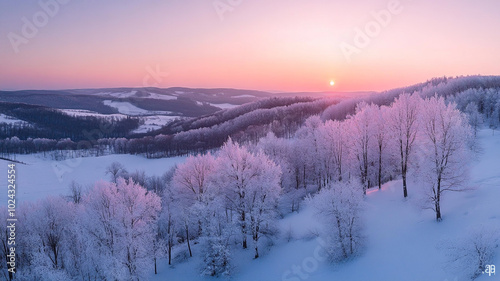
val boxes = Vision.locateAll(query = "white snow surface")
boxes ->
[151,129,500,281]
[133,115,181,133]
[103,100,150,115]
[1,154,185,204]
[0,114,26,125]
[146,92,177,101]
[209,103,240,109]
[59,109,127,119]
[231,94,256,98]
[103,100,174,116]
[97,91,138,99]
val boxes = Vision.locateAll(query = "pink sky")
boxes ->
[1,0,499,92]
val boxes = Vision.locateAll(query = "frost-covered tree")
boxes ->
[464,102,483,138]
[31,197,74,270]
[387,93,422,198]
[317,119,348,185]
[200,196,232,277]
[295,116,324,190]
[372,105,389,189]
[158,181,181,266]
[172,153,216,257]
[347,102,375,193]
[215,138,281,252]
[416,96,472,221]
[80,179,161,280]
[255,133,305,213]
[311,180,365,261]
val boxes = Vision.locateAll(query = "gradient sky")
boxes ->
[1,0,499,92]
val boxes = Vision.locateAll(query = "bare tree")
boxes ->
[68,180,83,204]
[105,161,128,183]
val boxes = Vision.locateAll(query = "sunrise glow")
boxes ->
[1,1,499,92]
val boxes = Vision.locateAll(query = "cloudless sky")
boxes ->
[1,0,499,92]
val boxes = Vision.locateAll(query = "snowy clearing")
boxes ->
[97,91,138,99]
[0,113,27,125]
[145,92,177,101]
[231,94,256,98]
[59,109,127,119]
[133,115,182,133]
[0,154,186,204]
[103,100,150,115]
[209,103,240,109]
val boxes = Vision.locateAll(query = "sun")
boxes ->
[330,80,335,86]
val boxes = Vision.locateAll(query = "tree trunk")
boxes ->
[336,217,347,259]
[436,178,442,221]
[168,241,172,265]
[402,173,408,198]
[435,200,441,221]
[241,211,247,249]
[378,147,382,189]
[186,226,192,257]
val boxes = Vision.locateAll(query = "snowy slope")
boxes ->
[0,113,28,125]
[133,115,182,133]
[151,129,500,281]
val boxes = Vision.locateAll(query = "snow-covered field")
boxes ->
[209,102,240,109]
[133,115,182,133]
[0,113,28,125]
[231,94,256,98]
[151,129,500,281]
[0,154,185,204]
[98,91,138,99]
[103,100,174,116]
[59,109,127,119]
[103,100,150,115]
